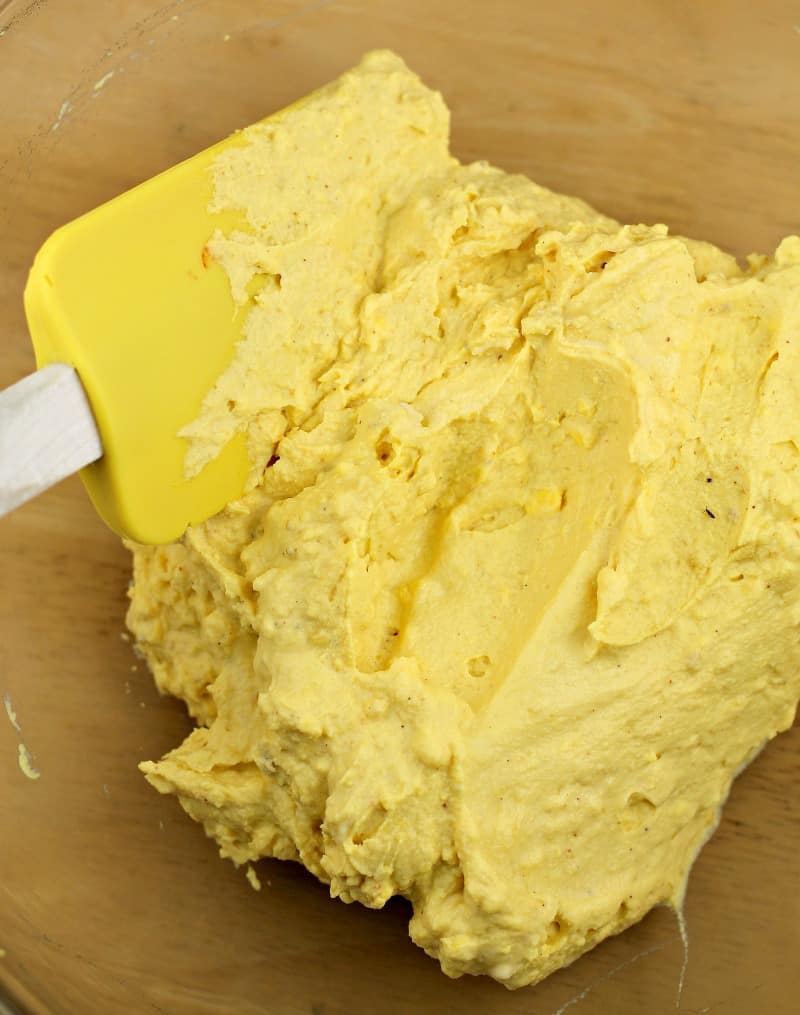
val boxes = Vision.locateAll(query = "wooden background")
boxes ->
[1,1,799,1012]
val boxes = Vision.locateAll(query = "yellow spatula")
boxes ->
[0,117,270,544]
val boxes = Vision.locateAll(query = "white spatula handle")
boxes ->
[0,363,103,517]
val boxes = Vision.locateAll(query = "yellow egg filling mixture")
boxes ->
[126,51,800,988]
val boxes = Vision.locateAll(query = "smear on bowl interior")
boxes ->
[125,50,800,989]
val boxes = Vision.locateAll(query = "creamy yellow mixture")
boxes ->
[127,52,800,988]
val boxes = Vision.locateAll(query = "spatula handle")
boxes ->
[0,363,102,518]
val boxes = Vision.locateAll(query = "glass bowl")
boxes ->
[1,2,798,1012]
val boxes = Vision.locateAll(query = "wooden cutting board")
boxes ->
[1,2,798,1013]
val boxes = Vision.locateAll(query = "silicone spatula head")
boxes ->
[23,131,255,544]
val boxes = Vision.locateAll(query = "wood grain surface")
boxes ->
[1,2,799,1013]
